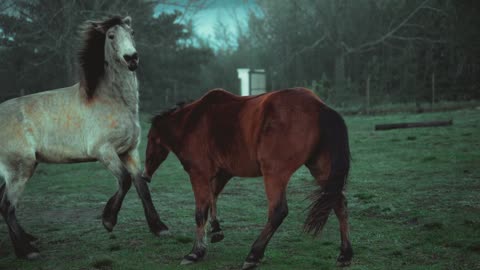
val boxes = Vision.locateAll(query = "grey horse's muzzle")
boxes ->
[123,52,139,71]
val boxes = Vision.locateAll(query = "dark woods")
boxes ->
[0,1,212,110]
[205,0,480,107]
[1,0,479,111]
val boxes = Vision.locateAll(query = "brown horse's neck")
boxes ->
[101,61,139,114]
[160,109,193,153]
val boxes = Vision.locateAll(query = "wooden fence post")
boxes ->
[366,74,371,114]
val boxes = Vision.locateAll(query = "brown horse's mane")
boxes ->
[151,89,262,126]
[151,101,191,124]
[78,16,126,98]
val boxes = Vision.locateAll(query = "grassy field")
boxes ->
[1,108,479,270]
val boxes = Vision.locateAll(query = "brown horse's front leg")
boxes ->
[181,175,211,265]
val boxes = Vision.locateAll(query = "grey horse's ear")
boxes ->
[91,22,105,34]
[123,16,132,26]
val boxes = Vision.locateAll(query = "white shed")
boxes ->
[237,68,266,96]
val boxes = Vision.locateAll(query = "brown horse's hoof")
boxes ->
[242,260,260,270]
[210,231,224,243]
[337,260,352,267]
[337,244,353,267]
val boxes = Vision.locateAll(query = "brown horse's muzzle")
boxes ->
[141,169,152,182]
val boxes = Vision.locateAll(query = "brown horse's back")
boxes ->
[197,88,326,177]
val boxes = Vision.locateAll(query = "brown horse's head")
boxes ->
[143,117,170,181]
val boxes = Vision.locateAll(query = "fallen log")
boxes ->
[375,120,453,131]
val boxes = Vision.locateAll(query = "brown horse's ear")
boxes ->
[91,22,106,34]
[123,16,132,26]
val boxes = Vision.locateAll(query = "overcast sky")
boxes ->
[155,0,259,40]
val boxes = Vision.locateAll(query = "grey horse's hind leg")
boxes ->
[0,162,39,259]
[0,184,36,242]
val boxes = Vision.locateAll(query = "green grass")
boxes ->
[1,108,480,270]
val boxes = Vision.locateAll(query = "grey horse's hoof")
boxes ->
[26,252,41,260]
[210,231,224,243]
[156,229,170,236]
[180,258,195,265]
[180,253,202,265]
[102,220,115,232]
[242,260,260,270]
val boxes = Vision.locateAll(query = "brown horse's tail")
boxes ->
[304,108,350,235]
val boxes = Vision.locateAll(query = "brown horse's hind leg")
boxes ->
[334,193,353,266]
[306,153,353,266]
[209,170,231,243]
[0,162,39,259]
[243,174,290,270]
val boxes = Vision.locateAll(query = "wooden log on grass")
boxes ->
[375,120,453,131]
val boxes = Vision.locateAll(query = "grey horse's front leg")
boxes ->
[122,149,169,235]
[97,145,132,232]
[98,146,168,235]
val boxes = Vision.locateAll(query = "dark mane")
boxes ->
[78,16,125,98]
[150,89,236,125]
[151,101,190,124]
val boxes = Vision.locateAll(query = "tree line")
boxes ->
[205,0,480,109]
[1,0,479,112]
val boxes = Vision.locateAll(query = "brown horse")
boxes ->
[144,88,352,269]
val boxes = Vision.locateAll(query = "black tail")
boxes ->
[304,108,351,235]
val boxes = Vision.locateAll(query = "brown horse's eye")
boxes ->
[108,33,114,40]
[131,31,135,36]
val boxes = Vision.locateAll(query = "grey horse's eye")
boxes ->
[108,33,114,40]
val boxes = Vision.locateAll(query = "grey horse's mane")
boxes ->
[78,16,126,98]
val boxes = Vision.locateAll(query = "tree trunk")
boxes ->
[366,74,371,114]
[431,71,435,107]
[334,53,346,104]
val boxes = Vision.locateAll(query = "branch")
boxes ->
[0,1,15,14]
[420,5,449,17]
[390,35,446,43]
[344,0,431,55]
[285,33,328,65]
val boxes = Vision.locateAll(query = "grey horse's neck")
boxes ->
[101,61,139,114]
